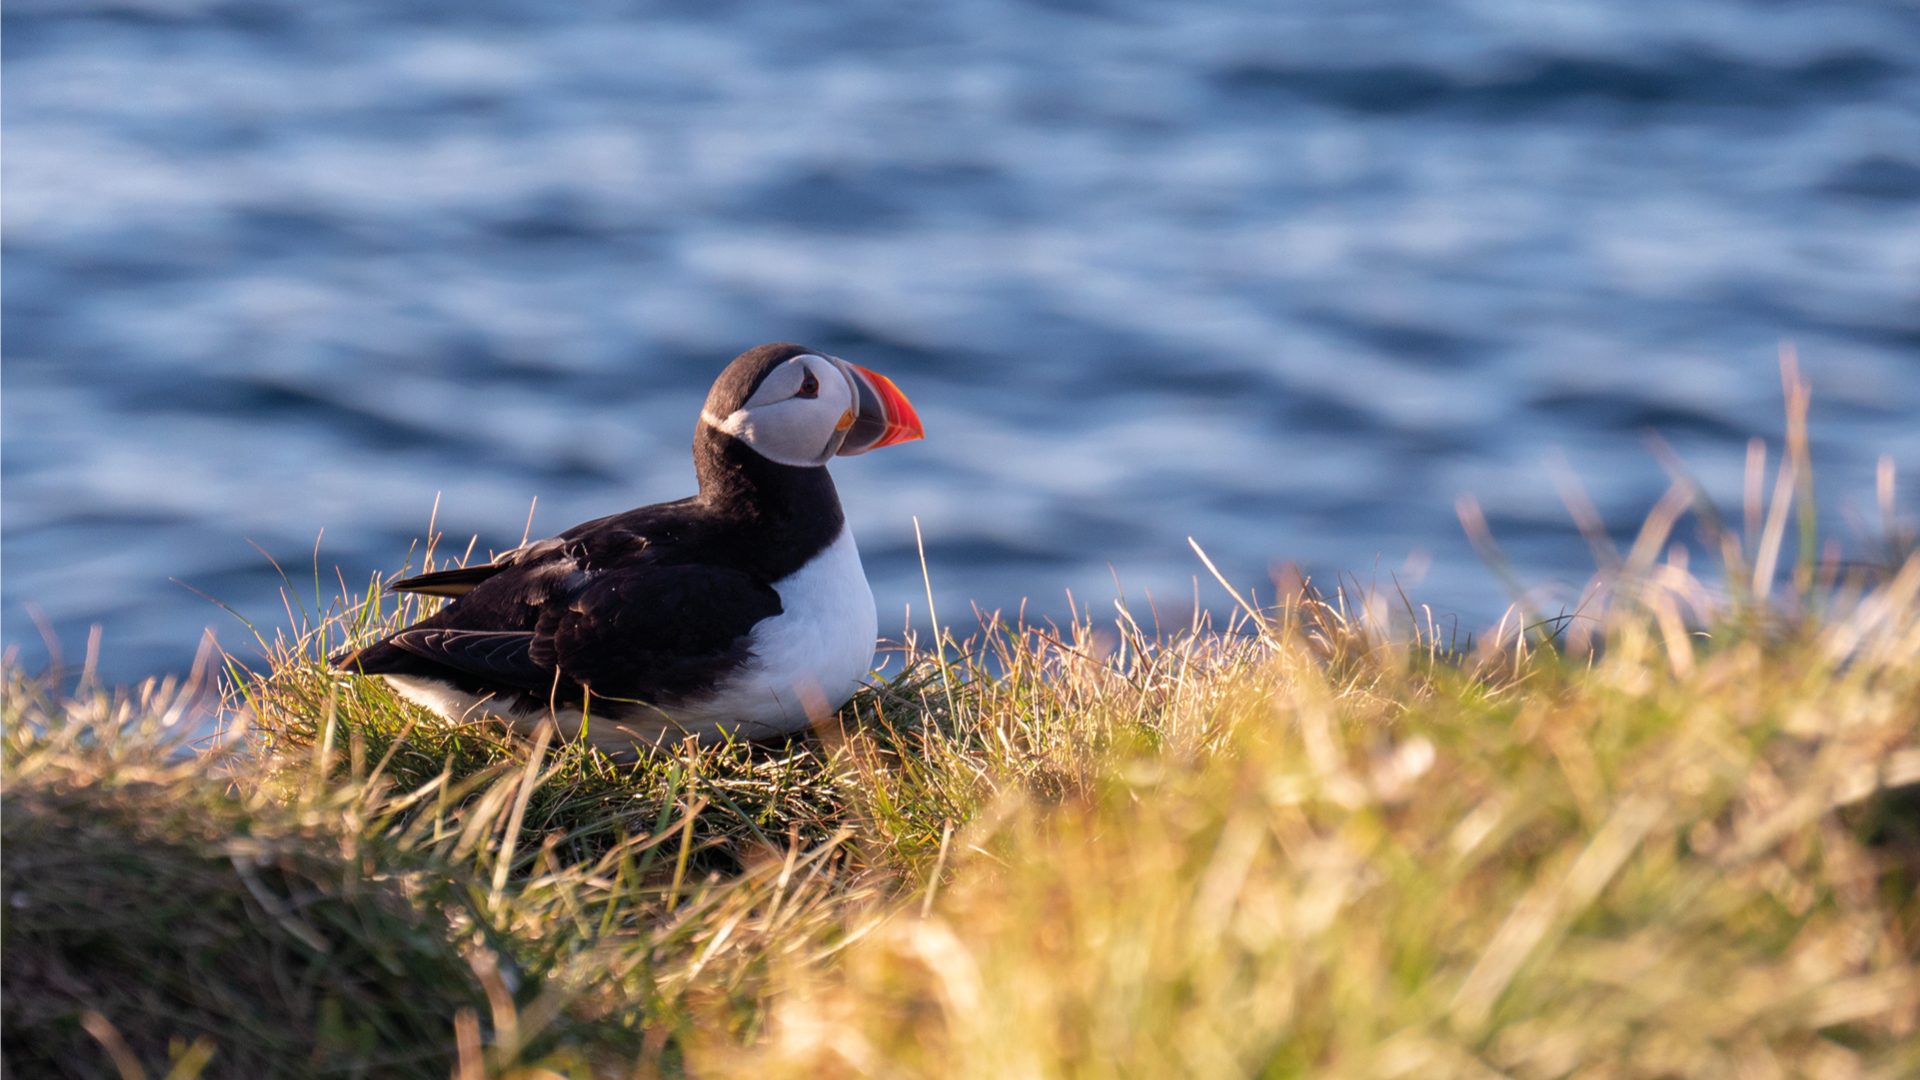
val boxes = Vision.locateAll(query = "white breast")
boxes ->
[665,525,878,741]
[382,527,879,750]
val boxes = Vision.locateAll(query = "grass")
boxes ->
[5,371,1919,1078]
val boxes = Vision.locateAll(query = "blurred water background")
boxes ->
[5,0,1919,685]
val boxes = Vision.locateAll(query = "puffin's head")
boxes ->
[701,342,924,468]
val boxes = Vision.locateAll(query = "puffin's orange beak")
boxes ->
[835,361,924,456]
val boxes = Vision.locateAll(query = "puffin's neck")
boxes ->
[694,425,846,539]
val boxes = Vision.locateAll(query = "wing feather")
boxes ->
[387,628,550,691]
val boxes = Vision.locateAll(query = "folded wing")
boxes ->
[338,557,782,711]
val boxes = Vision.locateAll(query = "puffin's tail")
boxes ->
[386,564,501,598]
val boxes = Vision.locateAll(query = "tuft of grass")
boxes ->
[6,373,1919,1077]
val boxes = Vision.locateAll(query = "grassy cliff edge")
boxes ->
[6,405,1919,1078]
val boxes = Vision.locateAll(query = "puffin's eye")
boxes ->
[796,370,820,399]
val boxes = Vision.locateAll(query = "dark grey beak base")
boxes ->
[831,359,924,457]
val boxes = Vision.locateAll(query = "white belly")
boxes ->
[382,527,878,749]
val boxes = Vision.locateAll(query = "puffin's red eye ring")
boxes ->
[797,370,820,399]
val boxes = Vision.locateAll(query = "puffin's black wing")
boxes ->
[383,627,549,691]
[535,564,782,703]
[339,557,782,709]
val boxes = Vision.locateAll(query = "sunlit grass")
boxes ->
[5,364,1918,1078]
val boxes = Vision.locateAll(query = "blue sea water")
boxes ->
[4,0,1919,684]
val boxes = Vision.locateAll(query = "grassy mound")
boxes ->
[0,671,658,1078]
[3,764,481,1075]
[5,379,1918,1077]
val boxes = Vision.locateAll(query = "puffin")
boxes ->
[333,342,924,749]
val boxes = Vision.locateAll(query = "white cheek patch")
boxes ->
[705,400,838,467]
[702,407,751,437]
[701,405,793,457]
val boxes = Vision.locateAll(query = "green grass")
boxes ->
[6,383,1919,1078]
